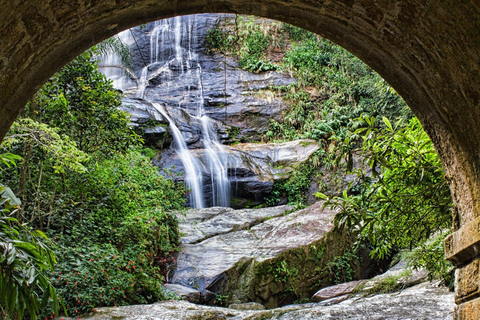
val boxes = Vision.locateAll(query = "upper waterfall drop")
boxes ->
[99,15,232,208]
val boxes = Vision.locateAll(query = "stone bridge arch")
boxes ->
[1,1,480,318]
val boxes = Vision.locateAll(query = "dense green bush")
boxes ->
[319,116,453,284]
[42,150,185,315]
[265,162,315,206]
[1,52,186,318]
[36,51,138,155]
[266,35,411,146]
[206,15,281,73]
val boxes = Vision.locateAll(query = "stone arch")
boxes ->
[1,1,480,317]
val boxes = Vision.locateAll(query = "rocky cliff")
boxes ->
[99,14,303,208]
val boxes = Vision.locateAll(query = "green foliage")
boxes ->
[282,23,315,42]
[238,29,280,73]
[322,116,452,281]
[402,233,454,289]
[139,147,157,160]
[212,293,229,306]
[265,162,314,206]
[0,153,22,176]
[354,269,413,295]
[35,51,138,155]
[205,28,227,54]
[0,184,62,320]
[265,35,411,146]
[42,150,185,315]
[284,39,331,85]
[206,16,281,73]
[323,249,358,284]
[5,118,90,174]
[1,46,186,317]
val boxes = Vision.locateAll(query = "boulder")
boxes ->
[311,280,364,302]
[167,202,386,308]
[170,203,337,304]
[228,302,266,310]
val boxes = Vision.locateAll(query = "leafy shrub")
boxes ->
[0,184,61,320]
[205,15,281,73]
[266,162,315,206]
[321,117,452,282]
[43,150,185,315]
[36,51,138,155]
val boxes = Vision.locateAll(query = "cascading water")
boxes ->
[194,66,230,207]
[151,102,206,209]
[99,15,231,208]
[97,30,136,91]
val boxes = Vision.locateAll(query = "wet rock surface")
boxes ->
[154,139,319,207]
[105,14,295,143]
[169,203,336,302]
[100,14,301,207]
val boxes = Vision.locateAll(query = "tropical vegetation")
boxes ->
[207,17,453,286]
[0,49,186,319]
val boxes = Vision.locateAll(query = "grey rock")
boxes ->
[228,302,266,310]
[171,202,336,297]
[164,283,202,304]
[72,281,454,319]
[316,294,350,306]
[311,280,364,302]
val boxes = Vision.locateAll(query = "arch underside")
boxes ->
[1,1,480,317]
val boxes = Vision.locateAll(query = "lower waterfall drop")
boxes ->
[151,102,206,209]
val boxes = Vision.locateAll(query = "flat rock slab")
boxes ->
[171,202,336,291]
[311,280,364,302]
[75,281,454,319]
[179,205,292,244]
[228,302,266,310]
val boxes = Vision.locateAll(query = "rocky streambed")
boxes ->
[77,280,454,319]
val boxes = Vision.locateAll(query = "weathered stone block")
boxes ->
[456,259,480,304]
[445,216,480,265]
[455,297,480,320]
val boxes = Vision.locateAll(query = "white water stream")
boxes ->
[100,15,231,208]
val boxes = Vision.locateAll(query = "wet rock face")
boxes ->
[101,14,302,207]
[107,14,295,144]
[164,202,386,308]
[153,139,320,207]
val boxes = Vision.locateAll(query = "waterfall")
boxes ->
[195,66,231,207]
[136,66,148,99]
[151,102,206,208]
[100,15,232,208]
[97,30,136,91]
